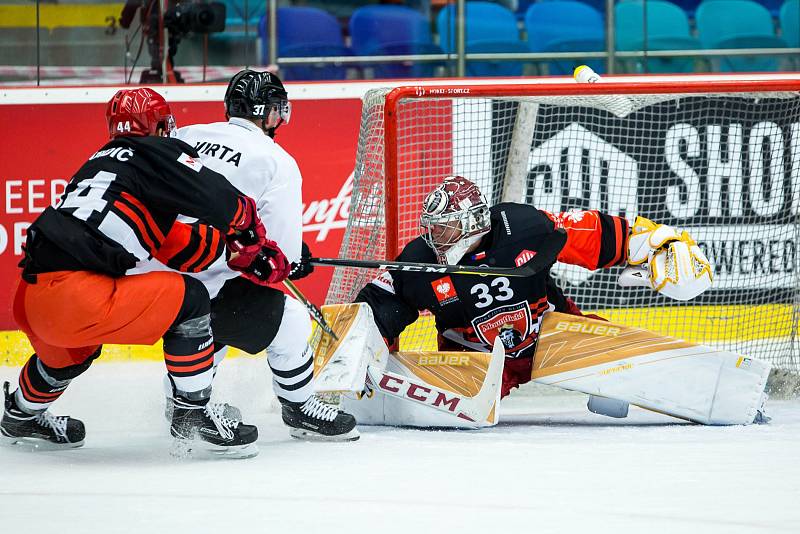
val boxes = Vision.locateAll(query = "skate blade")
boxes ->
[288,427,360,442]
[170,438,259,460]
[753,410,772,424]
[0,434,84,451]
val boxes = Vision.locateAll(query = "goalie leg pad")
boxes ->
[341,338,505,429]
[533,313,771,425]
[312,303,390,394]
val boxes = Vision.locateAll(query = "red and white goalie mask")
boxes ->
[420,176,491,264]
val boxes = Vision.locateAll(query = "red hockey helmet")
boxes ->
[106,88,176,139]
[420,176,491,264]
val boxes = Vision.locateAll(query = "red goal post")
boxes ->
[328,76,800,374]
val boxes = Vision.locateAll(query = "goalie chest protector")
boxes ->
[388,203,563,358]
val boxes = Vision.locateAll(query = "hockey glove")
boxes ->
[288,241,315,280]
[226,196,266,262]
[228,238,291,285]
[620,217,713,301]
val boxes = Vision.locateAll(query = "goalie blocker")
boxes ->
[312,305,770,427]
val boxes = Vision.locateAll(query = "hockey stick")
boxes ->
[311,229,566,278]
[282,279,339,341]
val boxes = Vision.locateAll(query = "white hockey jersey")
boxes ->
[129,117,304,298]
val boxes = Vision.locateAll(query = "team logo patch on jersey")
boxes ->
[177,152,203,172]
[471,301,535,356]
[432,276,459,305]
[515,249,537,267]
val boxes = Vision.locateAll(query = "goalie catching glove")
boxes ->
[228,238,291,285]
[619,216,713,301]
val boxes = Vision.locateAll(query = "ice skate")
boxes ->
[164,396,242,423]
[0,382,85,449]
[170,397,258,459]
[163,375,242,422]
[280,394,359,442]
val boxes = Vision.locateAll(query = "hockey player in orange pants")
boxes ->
[1,88,290,457]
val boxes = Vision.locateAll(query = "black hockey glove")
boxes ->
[288,241,314,280]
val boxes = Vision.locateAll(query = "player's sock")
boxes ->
[163,372,242,422]
[14,354,75,412]
[279,394,360,442]
[1,381,85,448]
[269,344,315,405]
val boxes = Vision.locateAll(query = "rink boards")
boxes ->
[1,303,793,366]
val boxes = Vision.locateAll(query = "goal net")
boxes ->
[326,79,800,375]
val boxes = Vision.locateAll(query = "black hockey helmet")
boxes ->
[224,69,291,137]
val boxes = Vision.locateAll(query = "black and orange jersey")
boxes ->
[153,221,226,274]
[356,203,628,358]
[23,135,250,277]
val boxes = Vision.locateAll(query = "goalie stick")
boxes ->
[311,228,566,278]
[282,279,339,341]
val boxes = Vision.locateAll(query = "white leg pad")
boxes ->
[342,338,505,429]
[533,313,771,425]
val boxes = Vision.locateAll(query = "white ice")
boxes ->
[1,357,798,534]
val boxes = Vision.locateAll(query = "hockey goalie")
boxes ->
[313,176,770,428]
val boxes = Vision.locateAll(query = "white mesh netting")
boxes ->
[326,84,800,373]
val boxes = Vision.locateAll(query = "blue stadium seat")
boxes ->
[209,0,262,51]
[258,7,351,80]
[781,0,799,46]
[222,0,265,28]
[701,0,784,18]
[696,0,787,71]
[663,0,704,19]
[615,0,701,73]
[761,0,787,17]
[349,5,444,79]
[525,1,605,75]
[537,0,608,15]
[437,1,527,76]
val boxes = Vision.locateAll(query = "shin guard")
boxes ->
[15,351,98,414]
[164,277,214,399]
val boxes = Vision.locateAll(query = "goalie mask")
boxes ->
[420,176,491,264]
[106,88,175,139]
[224,69,291,137]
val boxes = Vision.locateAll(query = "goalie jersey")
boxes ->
[21,136,249,279]
[356,203,629,359]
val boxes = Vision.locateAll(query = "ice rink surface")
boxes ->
[1,357,798,534]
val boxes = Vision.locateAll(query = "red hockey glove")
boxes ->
[228,238,291,285]
[226,196,266,262]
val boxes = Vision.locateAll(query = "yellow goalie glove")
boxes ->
[619,216,713,301]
